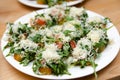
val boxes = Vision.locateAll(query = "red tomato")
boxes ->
[56,41,63,49]
[36,19,46,25]
[70,40,76,49]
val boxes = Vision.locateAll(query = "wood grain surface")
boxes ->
[0,0,120,80]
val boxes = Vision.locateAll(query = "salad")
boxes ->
[37,0,76,7]
[3,6,110,77]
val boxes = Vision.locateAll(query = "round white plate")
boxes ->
[1,8,120,79]
[18,0,84,8]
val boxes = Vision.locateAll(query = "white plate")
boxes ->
[18,0,84,8]
[1,8,120,79]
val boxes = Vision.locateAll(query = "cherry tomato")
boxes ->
[36,19,46,26]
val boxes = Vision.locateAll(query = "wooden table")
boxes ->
[0,0,120,80]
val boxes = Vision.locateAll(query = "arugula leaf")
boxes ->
[47,0,56,7]
[47,60,70,75]
[35,13,44,18]
[11,33,20,42]
[20,51,36,66]
[80,10,88,26]
[63,30,73,36]
[94,38,109,52]
[32,59,42,74]
[18,23,31,34]
[79,59,86,68]
[29,34,43,43]
[90,58,98,80]
[46,20,53,27]
[65,16,74,21]
[58,43,71,58]
[103,17,111,24]
[7,23,13,35]
[6,47,15,57]
[3,41,14,50]
[46,36,55,43]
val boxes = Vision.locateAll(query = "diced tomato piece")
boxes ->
[36,19,46,25]
[56,41,63,49]
[70,40,76,49]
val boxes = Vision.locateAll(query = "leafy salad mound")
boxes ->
[3,6,110,76]
[36,0,76,7]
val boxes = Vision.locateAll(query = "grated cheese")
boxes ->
[19,39,38,50]
[69,7,84,18]
[72,46,88,60]
[88,16,102,23]
[87,29,104,44]
[42,43,60,61]
[63,22,76,31]
[72,37,92,60]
